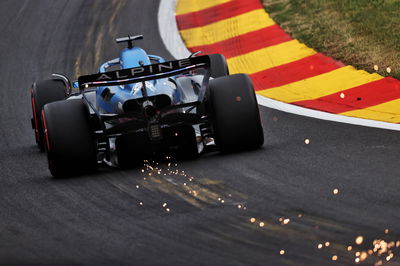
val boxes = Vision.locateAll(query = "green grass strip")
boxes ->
[263,0,400,79]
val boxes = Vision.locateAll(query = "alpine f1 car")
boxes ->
[30,35,264,177]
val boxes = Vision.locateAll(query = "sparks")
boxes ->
[360,252,368,262]
[355,236,364,245]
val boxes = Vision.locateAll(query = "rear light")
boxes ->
[148,124,162,140]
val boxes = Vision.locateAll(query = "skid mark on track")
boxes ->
[135,160,248,210]
[73,0,127,78]
[108,0,127,36]
[113,158,400,265]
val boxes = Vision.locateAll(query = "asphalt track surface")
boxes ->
[1,1,399,265]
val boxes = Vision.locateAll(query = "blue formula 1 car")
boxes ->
[30,35,264,177]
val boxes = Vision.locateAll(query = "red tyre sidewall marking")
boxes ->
[41,110,51,152]
[30,88,40,142]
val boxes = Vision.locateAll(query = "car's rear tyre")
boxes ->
[208,74,264,152]
[30,79,66,152]
[42,99,97,177]
[208,54,229,78]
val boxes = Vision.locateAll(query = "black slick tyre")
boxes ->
[42,99,97,177]
[30,79,66,151]
[208,54,229,78]
[208,74,264,152]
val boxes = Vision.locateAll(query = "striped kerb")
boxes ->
[176,0,400,123]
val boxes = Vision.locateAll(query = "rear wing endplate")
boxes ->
[78,55,210,89]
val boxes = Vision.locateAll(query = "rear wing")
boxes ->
[78,55,211,89]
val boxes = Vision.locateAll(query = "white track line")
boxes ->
[256,96,400,130]
[158,0,191,59]
[157,1,400,131]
